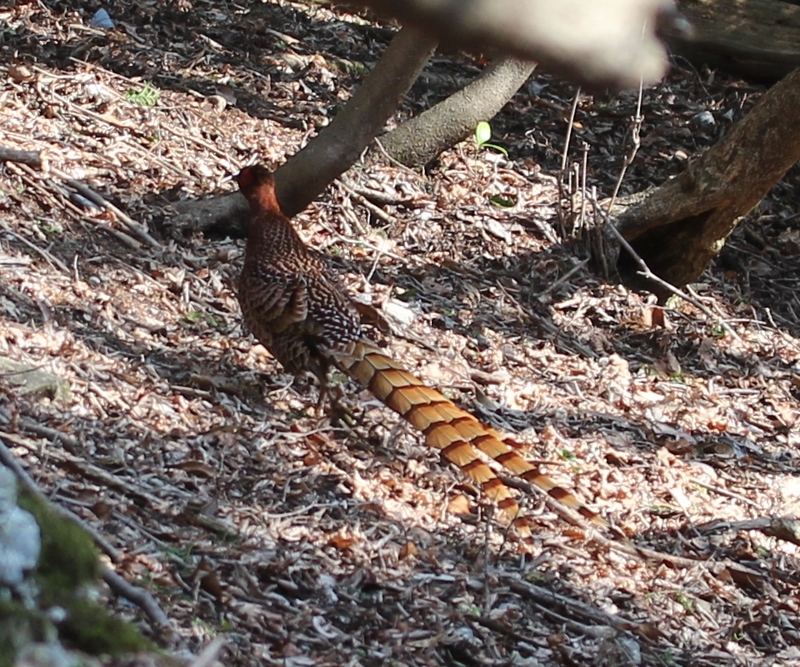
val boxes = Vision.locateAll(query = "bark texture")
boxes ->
[614,67,800,296]
[664,0,800,81]
[378,58,536,167]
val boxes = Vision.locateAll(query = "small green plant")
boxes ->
[664,294,684,310]
[673,591,695,612]
[523,571,549,584]
[474,121,508,157]
[710,322,726,339]
[489,194,516,208]
[669,370,686,383]
[661,650,677,665]
[457,603,481,617]
[38,221,60,235]
[335,58,368,76]
[162,543,195,563]
[126,81,160,107]
[395,287,418,302]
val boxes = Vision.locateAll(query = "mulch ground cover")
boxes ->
[1,1,799,665]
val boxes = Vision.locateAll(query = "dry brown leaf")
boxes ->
[399,541,419,560]
[448,494,472,516]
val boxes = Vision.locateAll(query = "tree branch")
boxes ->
[378,57,536,166]
[167,26,437,236]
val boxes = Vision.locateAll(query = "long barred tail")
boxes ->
[328,340,606,529]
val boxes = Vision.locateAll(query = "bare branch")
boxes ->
[0,147,43,168]
[378,57,536,166]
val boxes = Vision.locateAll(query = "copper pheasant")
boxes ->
[235,165,605,529]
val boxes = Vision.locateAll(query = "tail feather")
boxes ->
[329,340,606,529]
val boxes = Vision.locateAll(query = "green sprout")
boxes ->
[126,81,160,107]
[489,194,516,208]
[474,121,508,157]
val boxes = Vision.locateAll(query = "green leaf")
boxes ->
[482,142,508,157]
[489,195,516,208]
[125,81,160,107]
[474,121,492,146]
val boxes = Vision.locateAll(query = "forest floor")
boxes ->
[2,1,800,666]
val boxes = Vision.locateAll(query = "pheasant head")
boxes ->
[235,165,282,217]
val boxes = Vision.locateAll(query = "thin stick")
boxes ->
[0,146,43,168]
[371,138,422,177]
[606,77,644,213]
[8,160,146,250]
[537,258,590,298]
[187,636,226,667]
[560,88,581,175]
[2,227,70,274]
[694,516,800,545]
[49,167,161,249]
[578,141,588,234]
[102,567,173,633]
[556,88,581,238]
[592,199,744,343]
[340,181,398,226]
[8,162,142,254]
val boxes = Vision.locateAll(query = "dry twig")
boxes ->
[592,197,744,343]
